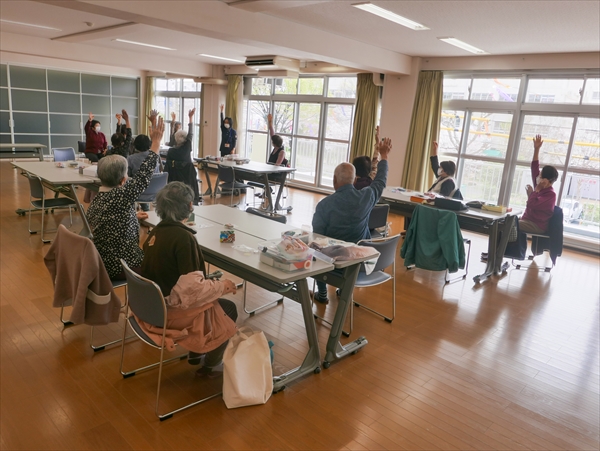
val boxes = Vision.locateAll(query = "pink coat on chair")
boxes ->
[134,272,237,353]
[44,224,121,325]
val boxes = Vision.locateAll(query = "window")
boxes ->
[153,78,202,155]
[243,76,357,188]
[526,78,583,104]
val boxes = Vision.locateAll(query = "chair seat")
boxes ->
[31,198,76,209]
[355,270,392,287]
[127,316,161,350]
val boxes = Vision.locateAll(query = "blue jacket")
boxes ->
[400,204,465,272]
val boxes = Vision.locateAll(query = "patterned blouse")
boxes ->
[87,152,159,278]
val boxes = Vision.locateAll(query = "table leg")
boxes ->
[322,264,368,368]
[262,174,275,212]
[36,146,45,161]
[201,163,213,196]
[272,174,291,212]
[473,215,514,283]
[272,278,321,391]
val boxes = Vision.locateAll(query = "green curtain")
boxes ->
[401,71,443,192]
[225,75,242,130]
[349,73,379,162]
[142,76,155,135]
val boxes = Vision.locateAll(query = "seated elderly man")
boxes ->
[87,117,164,280]
[312,137,392,303]
[141,181,238,377]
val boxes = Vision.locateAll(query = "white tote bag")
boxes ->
[222,327,273,409]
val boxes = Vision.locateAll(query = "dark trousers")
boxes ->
[202,298,238,368]
[85,152,103,162]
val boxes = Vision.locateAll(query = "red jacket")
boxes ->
[84,120,107,154]
[521,160,556,232]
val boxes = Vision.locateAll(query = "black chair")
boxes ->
[119,260,221,421]
[77,141,85,155]
[368,203,390,238]
[216,165,253,208]
[513,206,563,272]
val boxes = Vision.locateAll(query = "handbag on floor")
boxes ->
[222,326,273,409]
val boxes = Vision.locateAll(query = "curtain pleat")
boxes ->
[349,73,380,162]
[142,76,155,136]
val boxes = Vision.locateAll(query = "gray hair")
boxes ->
[334,162,356,187]
[174,129,188,146]
[97,155,127,187]
[155,182,194,222]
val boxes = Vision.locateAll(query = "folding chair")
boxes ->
[136,172,168,210]
[368,203,390,238]
[25,173,77,243]
[119,260,221,421]
[242,207,287,315]
[215,165,254,208]
[53,147,76,162]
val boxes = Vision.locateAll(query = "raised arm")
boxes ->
[267,113,275,138]
[122,109,132,148]
[147,109,159,128]
[429,141,440,175]
[220,104,225,127]
[368,138,392,201]
[85,112,94,135]
[186,108,195,143]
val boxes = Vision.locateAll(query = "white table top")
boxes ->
[201,158,295,175]
[382,187,517,222]
[0,143,47,149]
[11,161,100,185]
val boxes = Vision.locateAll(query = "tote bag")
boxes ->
[222,326,273,409]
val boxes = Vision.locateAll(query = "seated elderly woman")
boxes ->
[352,155,373,190]
[87,117,164,280]
[141,181,238,377]
[427,141,462,199]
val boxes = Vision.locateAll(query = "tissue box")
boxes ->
[259,252,312,271]
[482,204,507,213]
[82,166,97,177]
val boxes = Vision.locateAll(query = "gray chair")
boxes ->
[368,203,390,238]
[53,147,76,162]
[77,141,86,155]
[215,165,253,207]
[119,260,221,421]
[136,172,168,209]
[242,207,286,315]
[26,173,77,243]
[349,234,401,335]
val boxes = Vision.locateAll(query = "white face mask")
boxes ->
[95,126,101,132]
[536,175,542,185]
[224,123,230,129]
[437,168,443,177]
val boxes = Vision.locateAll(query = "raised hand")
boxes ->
[170,111,176,122]
[121,109,129,121]
[267,113,273,123]
[375,125,380,145]
[115,113,122,123]
[188,108,196,119]
[147,109,159,127]
[533,134,543,150]
[149,116,165,154]
[220,104,224,113]
[377,137,392,159]
[432,141,438,156]
[88,112,94,121]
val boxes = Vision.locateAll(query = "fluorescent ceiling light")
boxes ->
[438,37,489,55]
[113,39,175,51]
[352,2,428,30]
[199,54,243,63]
[0,19,61,31]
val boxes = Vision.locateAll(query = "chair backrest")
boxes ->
[245,207,287,224]
[368,204,390,230]
[53,147,76,162]
[77,141,86,155]
[358,234,401,272]
[137,172,168,202]
[218,165,235,184]
[26,173,45,200]
[120,259,167,328]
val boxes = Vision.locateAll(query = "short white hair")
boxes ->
[174,129,188,146]
[334,162,356,187]
[98,155,127,187]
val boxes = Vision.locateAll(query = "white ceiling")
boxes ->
[0,0,598,74]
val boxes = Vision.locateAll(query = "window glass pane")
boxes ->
[321,141,350,187]
[82,95,110,116]
[470,78,520,102]
[11,89,47,112]
[517,115,574,166]
[112,97,138,117]
[561,174,600,239]
[442,78,470,100]
[582,78,600,105]
[291,138,317,183]
[167,98,181,125]
[297,103,321,137]
[183,79,200,92]
[0,111,10,133]
[247,101,269,131]
[154,96,167,119]
[246,132,268,163]
[0,64,7,87]
[155,78,168,91]
[526,78,583,104]
[298,78,324,95]
[167,79,181,91]
[439,110,464,155]
[1,134,12,144]
[275,78,297,95]
[14,134,49,150]
[325,104,353,140]
[13,112,48,133]
[47,70,79,93]
[50,114,80,134]
[570,117,600,171]
[464,112,513,158]
[273,102,294,134]
[327,77,357,98]
[10,66,46,90]
[81,74,110,95]
[183,98,200,123]
[49,92,80,114]
[1,88,8,111]
[251,78,272,96]
[459,160,504,204]
[112,77,138,97]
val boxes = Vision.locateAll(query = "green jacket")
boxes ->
[400,205,465,273]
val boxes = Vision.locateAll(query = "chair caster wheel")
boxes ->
[351,350,359,355]
[342,331,350,337]
[314,367,321,374]
[323,361,330,369]
[273,386,286,394]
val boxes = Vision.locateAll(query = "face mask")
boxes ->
[536,176,542,185]
[224,123,230,129]
[95,126,101,132]
[437,168,443,177]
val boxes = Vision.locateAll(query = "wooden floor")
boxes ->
[1,160,599,450]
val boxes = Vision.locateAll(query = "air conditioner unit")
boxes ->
[245,55,300,72]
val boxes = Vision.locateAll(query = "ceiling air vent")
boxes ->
[245,56,300,72]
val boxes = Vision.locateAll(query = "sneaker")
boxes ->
[313,292,329,304]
